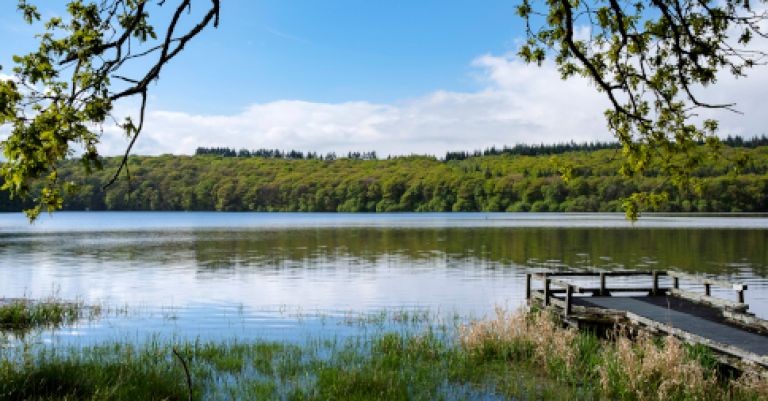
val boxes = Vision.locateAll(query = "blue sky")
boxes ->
[2,1,522,112]
[1,1,765,156]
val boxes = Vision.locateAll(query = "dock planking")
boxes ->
[526,270,768,371]
[575,296,768,356]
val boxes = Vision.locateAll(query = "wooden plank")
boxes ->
[539,288,768,372]
[532,271,658,278]
[548,278,585,293]
[534,293,629,320]
[667,271,747,291]
[597,287,663,293]
[722,311,768,334]
[624,312,768,368]
[539,287,662,294]
[602,271,660,277]
[669,288,749,312]
[532,272,601,278]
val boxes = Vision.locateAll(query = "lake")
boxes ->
[1,212,767,345]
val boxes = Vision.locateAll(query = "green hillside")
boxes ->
[3,146,768,213]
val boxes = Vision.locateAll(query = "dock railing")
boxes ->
[526,270,750,316]
[666,270,748,311]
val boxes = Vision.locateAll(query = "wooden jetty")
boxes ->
[525,270,768,372]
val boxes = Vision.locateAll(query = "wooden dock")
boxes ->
[526,270,768,371]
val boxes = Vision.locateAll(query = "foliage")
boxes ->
[2,144,766,214]
[3,0,768,221]
[0,343,190,401]
[461,308,768,401]
[197,135,768,161]
[0,0,219,220]
[2,310,766,400]
[0,298,97,336]
[195,147,377,161]
[518,0,768,219]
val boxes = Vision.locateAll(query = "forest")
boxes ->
[1,142,767,213]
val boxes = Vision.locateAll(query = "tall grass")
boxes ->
[0,342,191,401]
[460,307,768,401]
[0,307,765,400]
[0,299,96,332]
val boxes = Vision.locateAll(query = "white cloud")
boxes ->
[96,48,768,157]
[692,31,768,137]
[98,54,612,157]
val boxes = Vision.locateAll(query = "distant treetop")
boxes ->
[194,135,768,162]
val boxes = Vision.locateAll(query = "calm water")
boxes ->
[1,212,767,345]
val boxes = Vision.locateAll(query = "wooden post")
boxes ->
[599,272,606,296]
[544,278,551,307]
[652,270,659,295]
[565,285,573,315]
[525,273,531,300]
[704,283,711,296]
[673,277,679,289]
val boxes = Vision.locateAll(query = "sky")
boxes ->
[1,0,766,157]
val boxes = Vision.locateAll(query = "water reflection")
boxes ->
[0,212,767,343]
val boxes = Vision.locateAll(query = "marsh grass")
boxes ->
[1,308,766,401]
[0,298,98,333]
[0,342,191,401]
[0,329,576,400]
[460,307,768,401]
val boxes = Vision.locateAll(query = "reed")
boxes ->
[460,307,768,401]
[0,307,765,400]
[0,298,95,332]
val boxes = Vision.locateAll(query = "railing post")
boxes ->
[704,283,711,297]
[738,290,745,304]
[525,273,532,300]
[565,285,573,315]
[673,277,679,289]
[544,278,551,307]
[599,272,606,296]
[652,270,659,296]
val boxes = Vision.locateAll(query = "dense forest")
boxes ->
[194,135,768,161]
[1,142,768,213]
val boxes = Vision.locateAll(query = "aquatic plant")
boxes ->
[0,298,95,332]
[1,308,765,400]
[460,307,768,401]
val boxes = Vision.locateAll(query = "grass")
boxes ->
[0,308,766,400]
[460,308,768,401]
[0,298,97,333]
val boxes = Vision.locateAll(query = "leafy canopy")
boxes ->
[2,1,767,220]
[517,0,767,219]
[0,0,219,220]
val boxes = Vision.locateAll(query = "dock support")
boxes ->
[523,269,762,373]
[599,273,606,296]
[525,274,531,300]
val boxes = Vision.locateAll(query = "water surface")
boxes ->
[1,212,766,344]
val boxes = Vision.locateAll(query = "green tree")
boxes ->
[518,0,767,218]
[0,0,219,219]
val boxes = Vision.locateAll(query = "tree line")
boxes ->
[195,147,378,161]
[195,136,768,162]
[1,143,766,214]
